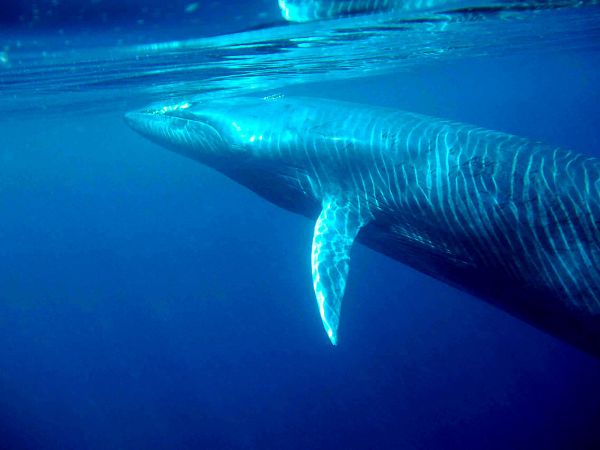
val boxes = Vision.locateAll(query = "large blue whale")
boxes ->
[125,96,600,358]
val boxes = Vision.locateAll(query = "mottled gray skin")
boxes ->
[126,96,600,358]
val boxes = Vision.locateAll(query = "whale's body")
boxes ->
[278,0,477,22]
[126,96,600,358]
[277,0,505,21]
[277,0,594,22]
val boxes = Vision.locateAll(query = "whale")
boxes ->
[277,0,483,22]
[278,0,398,21]
[125,96,600,358]
[276,0,594,22]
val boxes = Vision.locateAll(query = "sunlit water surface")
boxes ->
[1,2,599,115]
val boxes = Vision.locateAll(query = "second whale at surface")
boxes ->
[125,95,600,358]
[276,0,596,22]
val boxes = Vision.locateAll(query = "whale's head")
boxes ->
[125,96,324,168]
[125,96,344,213]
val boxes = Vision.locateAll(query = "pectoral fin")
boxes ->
[311,197,371,345]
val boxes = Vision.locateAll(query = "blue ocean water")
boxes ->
[1,1,600,449]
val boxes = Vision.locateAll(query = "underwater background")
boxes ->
[1,1,600,449]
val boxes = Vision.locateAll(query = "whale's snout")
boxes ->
[124,111,150,135]
[124,108,173,142]
[125,105,227,162]
[124,110,144,127]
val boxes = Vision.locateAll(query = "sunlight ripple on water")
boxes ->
[0,1,599,116]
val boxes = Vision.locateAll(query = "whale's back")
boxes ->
[352,116,600,357]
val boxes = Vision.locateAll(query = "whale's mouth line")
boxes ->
[126,100,210,123]
[141,106,224,133]
[125,102,218,128]
[124,107,226,152]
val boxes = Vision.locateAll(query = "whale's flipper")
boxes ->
[311,197,371,345]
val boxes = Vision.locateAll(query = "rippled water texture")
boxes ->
[1,1,599,116]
